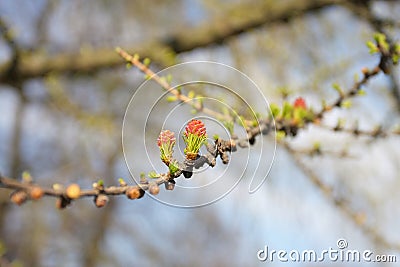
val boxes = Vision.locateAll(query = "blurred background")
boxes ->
[0,0,399,266]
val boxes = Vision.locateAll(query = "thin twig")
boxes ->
[317,123,400,138]
[115,47,247,125]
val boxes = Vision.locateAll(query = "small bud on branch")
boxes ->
[157,130,176,165]
[183,119,207,160]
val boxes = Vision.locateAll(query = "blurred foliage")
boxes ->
[0,0,400,266]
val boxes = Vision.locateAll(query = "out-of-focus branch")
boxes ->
[282,141,355,158]
[0,0,346,84]
[0,86,25,245]
[0,16,21,85]
[315,66,381,119]
[44,75,118,132]
[317,123,400,138]
[160,0,346,53]
[82,151,118,266]
[35,0,58,48]
[0,17,18,53]
[388,71,400,112]
[284,142,400,251]
[345,0,400,111]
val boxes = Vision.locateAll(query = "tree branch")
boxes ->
[0,136,243,208]
[317,123,400,138]
[344,0,400,111]
[1,32,398,208]
[0,16,22,86]
[0,0,346,84]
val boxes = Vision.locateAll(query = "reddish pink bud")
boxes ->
[184,119,206,137]
[183,119,207,159]
[293,97,307,109]
[157,130,176,147]
[157,130,176,165]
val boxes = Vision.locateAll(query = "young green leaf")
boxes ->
[148,171,160,179]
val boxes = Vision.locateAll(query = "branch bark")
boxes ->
[0,0,346,84]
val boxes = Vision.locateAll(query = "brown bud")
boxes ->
[126,187,144,199]
[10,190,28,205]
[164,180,175,191]
[66,184,81,199]
[30,186,44,200]
[361,67,369,75]
[94,194,109,208]
[221,152,229,164]
[149,183,160,195]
